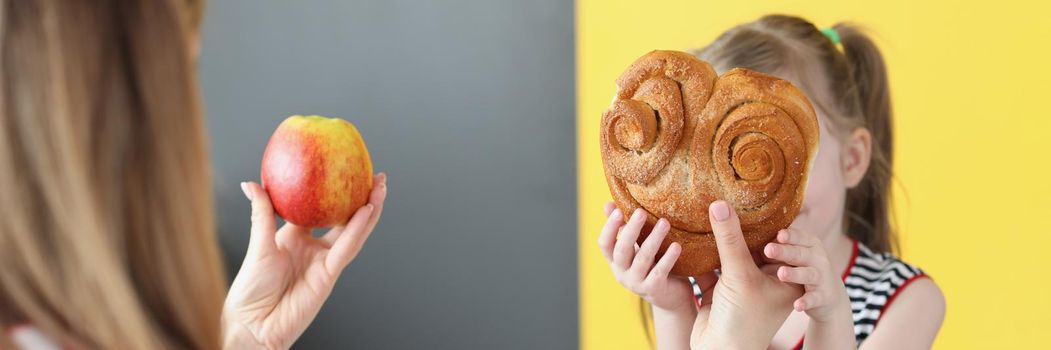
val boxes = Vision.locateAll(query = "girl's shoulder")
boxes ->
[847,241,946,346]
[847,241,926,288]
[846,241,945,343]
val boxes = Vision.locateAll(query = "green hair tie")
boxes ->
[821,27,841,45]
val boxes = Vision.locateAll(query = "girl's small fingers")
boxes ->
[778,266,820,286]
[645,241,681,283]
[776,228,818,247]
[628,219,670,280]
[612,208,647,270]
[764,242,813,266]
[604,202,617,216]
[795,292,824,312]
[759,248,779,264]
[759,263,787,277]
[597,209,624,262]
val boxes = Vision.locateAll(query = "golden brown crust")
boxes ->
[600,50,819,276]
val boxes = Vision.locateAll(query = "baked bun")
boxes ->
[600,50,819,276]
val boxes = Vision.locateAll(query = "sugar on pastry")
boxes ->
[600,50,819,277]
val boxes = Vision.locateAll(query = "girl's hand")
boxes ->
[223,173,387,349]
[691,201,802,350]
[597,202,694,313]
[763,228,850,323]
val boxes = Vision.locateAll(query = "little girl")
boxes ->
[598,15,945,349]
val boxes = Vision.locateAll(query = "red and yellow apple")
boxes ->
[261,115,373,228]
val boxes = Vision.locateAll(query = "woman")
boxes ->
[0,1,386,348]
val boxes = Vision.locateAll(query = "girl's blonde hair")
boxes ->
[694,14,897,253]
[641,15,897,347]
[0,0,224,349]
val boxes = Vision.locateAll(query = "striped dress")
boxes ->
[691,239,929,349]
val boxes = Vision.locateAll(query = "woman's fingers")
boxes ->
[778,266,820,286]
[242,182,277,256]
[320,225,343,246]
[597,208,624,262]
[708,200,755,277]
[363,173,388,234]
[764,242,815,267]
[627,219,669,281]
[325,204,375,276]
[320,173,388,245]
[612,208,647,271]
[276,223,312,249]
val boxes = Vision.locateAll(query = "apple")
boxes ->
[261,115,373,228]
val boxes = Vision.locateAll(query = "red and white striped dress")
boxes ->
[690,239,930,349]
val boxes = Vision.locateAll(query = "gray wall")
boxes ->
[199,1,575,349]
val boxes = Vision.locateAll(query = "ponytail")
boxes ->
[640,15,903,348]
[834,24,897,253]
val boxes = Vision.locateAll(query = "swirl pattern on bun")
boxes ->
[601,50,820,276]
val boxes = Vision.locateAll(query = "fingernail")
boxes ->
[632,208,645,221]
[240,182,252,200]
[710,201,730,222]
[611,209,622,220]
[366,204,375,212]
[655,218,669,232]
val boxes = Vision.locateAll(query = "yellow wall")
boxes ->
[577,1,1051,349]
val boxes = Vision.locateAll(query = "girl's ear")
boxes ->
[842,128,872,188]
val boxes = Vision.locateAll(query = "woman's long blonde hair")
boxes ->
[0,0,225,348]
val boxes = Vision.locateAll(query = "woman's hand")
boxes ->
[597,202,694,313]
[223,173,387,349]
[691,201,802,350]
